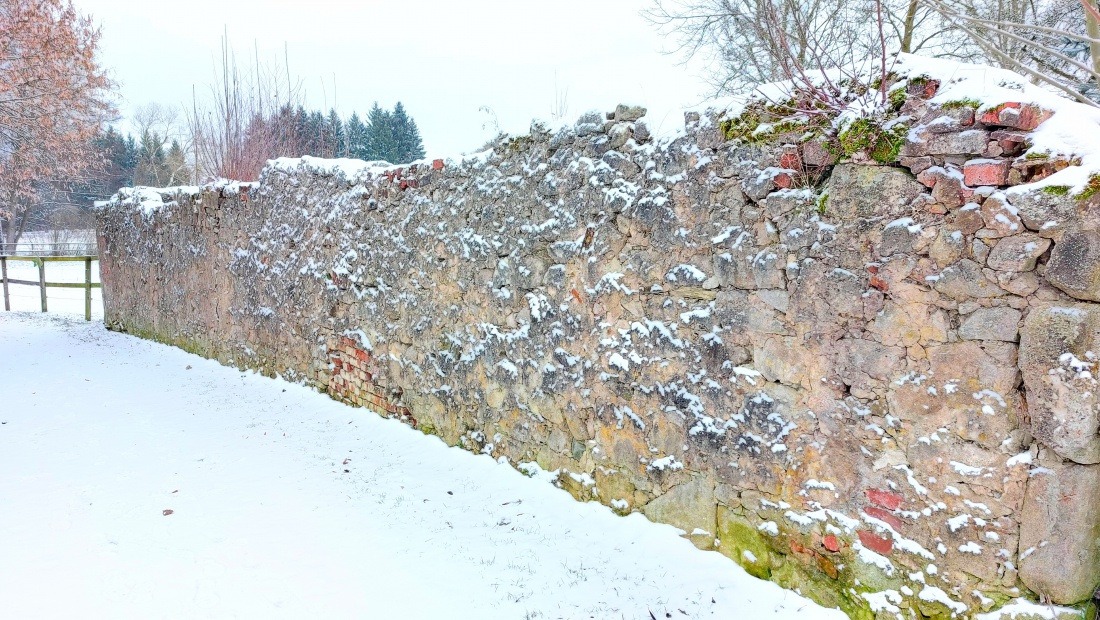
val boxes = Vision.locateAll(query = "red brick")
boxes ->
[864,507,903,531]
[980,102,1052,131]
[1015,105,1052,131]
[866,488,904,510]
[432,158,445,170]
[916,168,940,188]
[355,348,369,362]
[991,129,1029,154]
[979,102,1020,126]
[963,159,1011,186]
[779,150,802,171]
[823,535,840,552]
[858,530,893,555]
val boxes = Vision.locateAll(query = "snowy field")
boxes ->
[0,312,845,620]
[2,257,103,319]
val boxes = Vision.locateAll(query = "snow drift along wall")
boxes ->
[97,55,1100,620]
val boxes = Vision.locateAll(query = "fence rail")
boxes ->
[0,241,98,257]
[1,255,101,321]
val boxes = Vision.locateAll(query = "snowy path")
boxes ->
[0,313,845,620]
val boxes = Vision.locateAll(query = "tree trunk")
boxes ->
[901,0,919,53]
[1087,0,1100,77]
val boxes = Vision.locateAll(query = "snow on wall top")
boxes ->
[96,52,1100,616]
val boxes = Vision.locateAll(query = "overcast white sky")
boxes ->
[76,0,712,157]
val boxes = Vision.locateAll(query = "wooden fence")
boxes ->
[1,255,101,321]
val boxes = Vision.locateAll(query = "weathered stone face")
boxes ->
[1047,230,1100,301]
[1006,189,1080,238]
[934,258,1005,300]
[827,164,925,221]
[1019,454,1100,604]
[959,306,1022,342]
[986,234,1050,272]
[96,94,1100,615]
[1020,304,1100,464]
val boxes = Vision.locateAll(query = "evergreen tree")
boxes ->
[364,102,394,163]
[271,103,425,163]
[165,140,190,186]
[324,108,345,158]
[292,106,309,156]
[390,102,425,163]
[306,110,324,156]
[133,131,168,186]
[66,127,137,206]
[345,112,368,160]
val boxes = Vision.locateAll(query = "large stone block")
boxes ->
[834,338,906,397]
[1019,456,1100,604]
[959,306,1021,342]
[1047,230,1100,301]
[934,259,1005,300]
[826,163,925,220]
[986,233,1050,272]
[1020,304,1100,464]
[1006,188,1079,238]
[928,341,1020,396]
[641,475,717,549]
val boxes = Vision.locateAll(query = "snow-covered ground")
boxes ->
[0,312,846,620]
[2,258,103,319]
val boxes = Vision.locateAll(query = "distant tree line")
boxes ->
[70,100,426,207]
[265,102,425,164]
[2,16,430,246]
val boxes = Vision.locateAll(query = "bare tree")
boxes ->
[188,33,301,182]
[646,0,904,93]
[926,0,1100,106]
[645,0,977,97]
[131,103,191,186]
[551,72,570,121]
[0,0,115,246]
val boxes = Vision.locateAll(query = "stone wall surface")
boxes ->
[97,73,1100,619]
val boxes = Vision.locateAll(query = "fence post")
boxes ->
[1,256,8,311]
[37,258,46,312]
[85,257,92,321]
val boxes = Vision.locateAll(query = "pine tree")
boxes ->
[324,109,345,158]
[165,140,190,185]
[345,112,368,160]
[133,131,168,186]
[390,102,425,164]
[292,106,309,156]
[77,127,137,201]
[306,110,324,157]
[364,102,394,163]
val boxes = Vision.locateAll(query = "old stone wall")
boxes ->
[97,71,1100,619]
